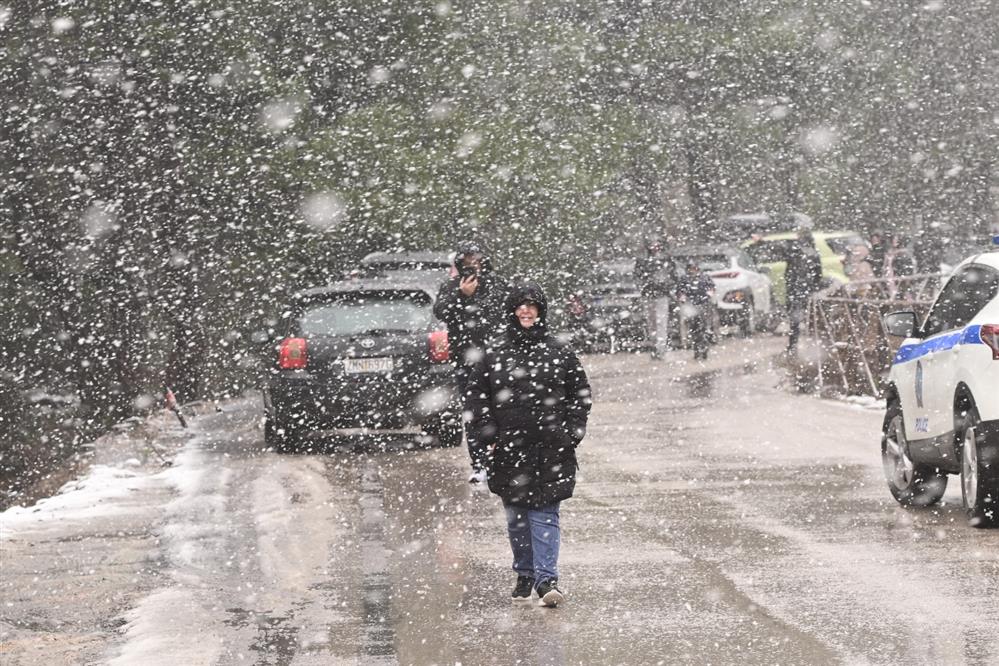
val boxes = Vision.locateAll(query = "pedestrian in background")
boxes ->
[884,233,917,298]
[784,229,823,352]
[675,262,715,361]
[634,238,674,359]
[434,240,511,483]
[868,230,887,277]
[843,244,876,297]
[465,282,592,607]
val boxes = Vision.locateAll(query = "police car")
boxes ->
[882,238,999,527]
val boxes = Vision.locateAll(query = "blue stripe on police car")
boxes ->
[893,324,984,365]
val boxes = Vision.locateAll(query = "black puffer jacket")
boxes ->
[465,283,592,507]
[785,240,823,308]
[433,243,510,366]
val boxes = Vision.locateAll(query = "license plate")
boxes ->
[344,357,393,374]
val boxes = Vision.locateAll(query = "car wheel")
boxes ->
[436,414,463,448]
[959,407,999,527]
[881,403,947,507]
[265,416,301,453]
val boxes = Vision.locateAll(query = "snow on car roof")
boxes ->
[360,250,453,265]
[296,276,440,300]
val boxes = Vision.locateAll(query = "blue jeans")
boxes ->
[504,502,560,584]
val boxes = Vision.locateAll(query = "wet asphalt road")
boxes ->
[2,336,998,665]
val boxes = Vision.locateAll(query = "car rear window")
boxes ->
[299,291,432,336]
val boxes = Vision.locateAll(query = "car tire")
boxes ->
[958,407,999,527]
[881,402,948,507]
[436,415,463,448]
[265,416,302,454]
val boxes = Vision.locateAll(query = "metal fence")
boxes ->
[806,274,943,396]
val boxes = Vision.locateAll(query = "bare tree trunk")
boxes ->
[685,135,719,241]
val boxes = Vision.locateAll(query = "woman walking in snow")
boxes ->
[465,282,592,607]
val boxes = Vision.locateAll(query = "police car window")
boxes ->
[922,266,999,336]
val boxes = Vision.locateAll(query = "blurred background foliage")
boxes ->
[1,0,997,500]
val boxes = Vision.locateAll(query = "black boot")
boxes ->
[512,575,535,602]
[535,579,564,607]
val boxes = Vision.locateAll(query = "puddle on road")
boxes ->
[224,607,299,663]
[359,461,398,660]
[685,371,717,398]
[675,358,767,400]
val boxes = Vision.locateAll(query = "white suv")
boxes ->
[882,248,999,527]
[670,246,775,336]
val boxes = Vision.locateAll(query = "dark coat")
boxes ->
[465,285,592,507]
[635,254,673,298]
[676,273,715,306]
[785,242,823,308]
[433,272,510,366]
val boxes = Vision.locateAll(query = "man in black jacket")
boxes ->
[433,240,510,482]
[634,238,674,359]
[675,262,716,360]
[465,282,592,607]
[785,229,823,352]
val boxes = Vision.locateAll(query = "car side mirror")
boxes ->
[883,311,919,338]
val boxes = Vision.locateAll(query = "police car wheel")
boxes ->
[959,409,999,528]
[882,404,947,507]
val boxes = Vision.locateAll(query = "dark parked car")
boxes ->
[569,260,648,351]
[263,276,461,451]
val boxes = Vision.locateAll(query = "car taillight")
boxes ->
[278,337,308,369]
[981,324,999,360]
[710,271,740,279]
[428,330,450,363]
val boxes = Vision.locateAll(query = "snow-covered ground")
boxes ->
[2,336,997,665]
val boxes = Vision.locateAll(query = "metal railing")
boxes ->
[806,274,942,396]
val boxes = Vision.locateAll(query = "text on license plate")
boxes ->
[344,357,394,374]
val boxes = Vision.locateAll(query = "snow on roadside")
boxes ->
[0,463,161,536]
[105,589,223,666]
[826,393,884,412]
[105,426,233,665]
[156,441,233,575]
